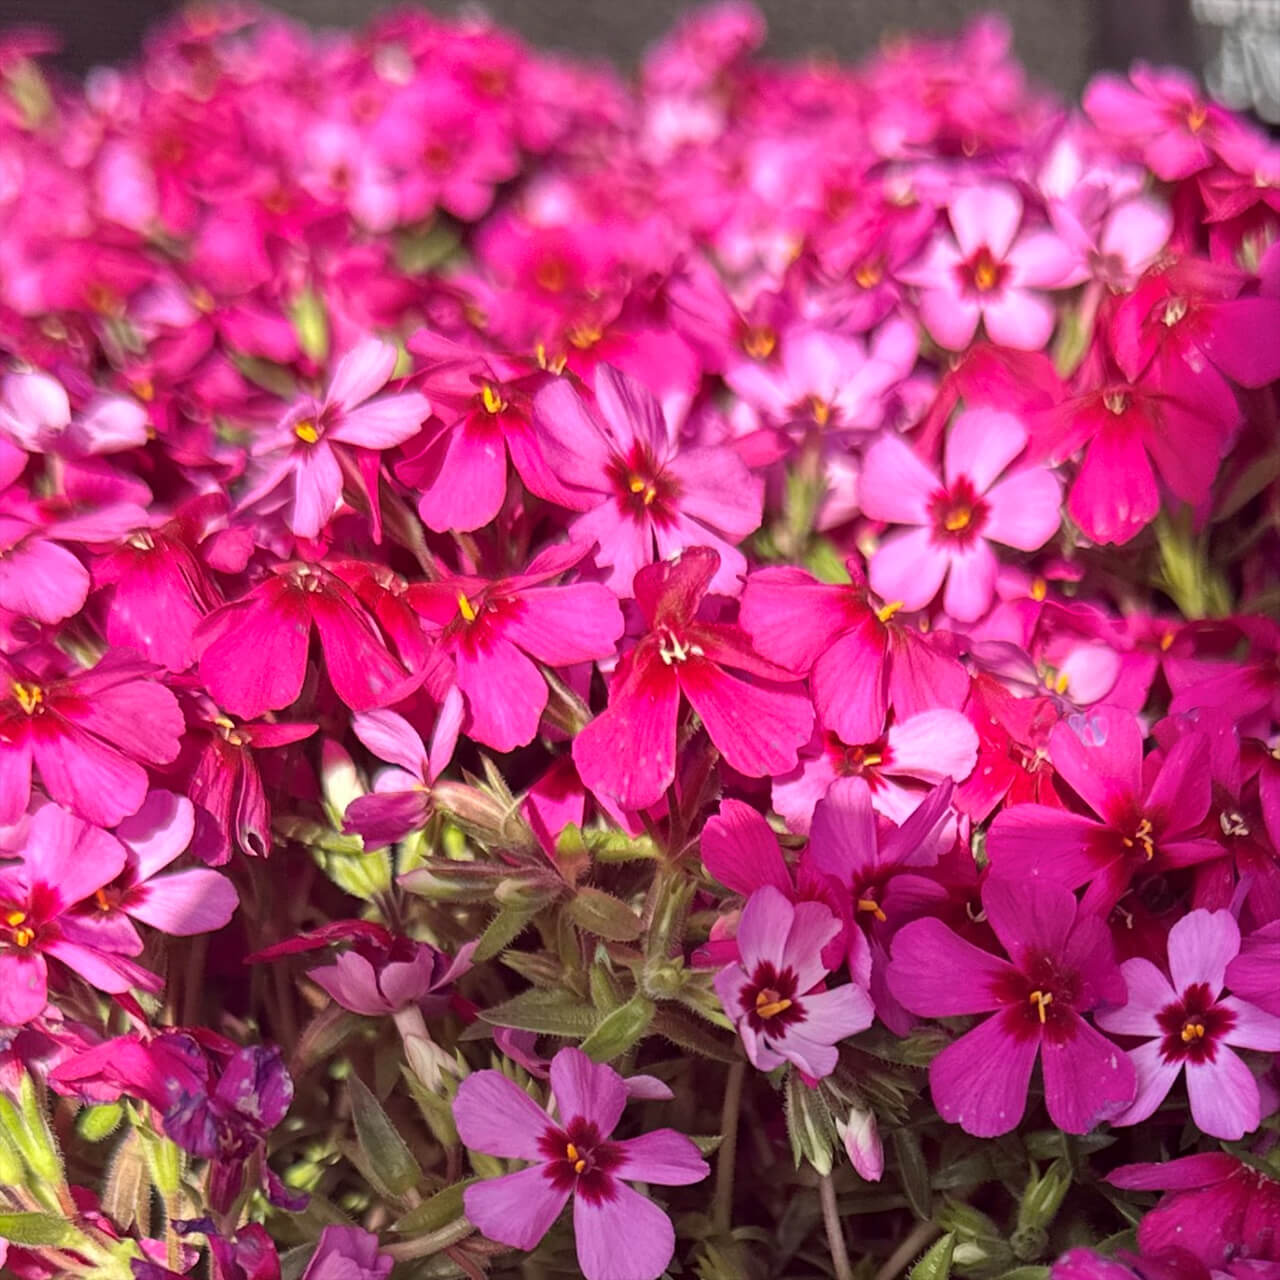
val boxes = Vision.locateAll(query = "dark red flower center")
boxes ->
[929,475,989,546]
[958,246,1008,296]
[606,444,679,524]
[538,1116,623,1203]
[740,961,806,1033]
[994,951,1082,1044]
[1156,981,1236,1065]
[828,733,892,788]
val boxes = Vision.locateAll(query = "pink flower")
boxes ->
[900,184,1074,350]
[300,1227,392,1280]
[454,1046,709,1280]
[195,562,416,719]
[1095,909,1280,1139]
[308,934,475,1019]
[860,409,1062,622]
[532,364,763,595]
[887,878,1135,1137]
[739,560,969,746]
[342,690,464,849]
[0,370,149,457]
[0,649,183,826]
[406,545,623,753]
[1106,1154,1280,1267]
[0,804,162,1026]
[986,705,1222,913]
[573,548,813,811]
[714,883,874,1079]
[1083,66,1255,182]
[241,338,428,538]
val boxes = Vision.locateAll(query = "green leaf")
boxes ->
[394,1179,478,1234]
[579,993,656,1062]
[891,1126,932,1220]
[0,1212,83,1248]
[479,987,602,1037]
[473,904,540,963]
[650,1006,741,1063]
[102,1128,148,1233]
[77,1102,124,1143]
[348,1074,422,1197]
[784,1069,835,1177]
[909,1231,955,1280]
[565,886,643,941]
[288,286,329,362]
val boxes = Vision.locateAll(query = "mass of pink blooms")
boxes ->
[1,4,1279,1279]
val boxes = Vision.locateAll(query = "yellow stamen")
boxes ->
[535,259,567,293]
[11,682,42,715]
[1053,670,1071,696]
[854,260,882,289]
[810,397,831,427]
[944,506,972,532]
[1160,631,1175,652]
[876,600,904,623]
[565,1142,579,1162]
[1103,390,1128,415]
[1181,1021,1206,1042]
[1030,577,1047,602]
[480,383,506,415]
[742,325,777,360]
[94,889,111,912]
[972,257,999,291]
[1131,817,1154,860]
[1186,103,1208,133]
[1162,298,1188,327]
[857,897,888,923]
[628,475,657,505]
[4,909,25,927]
[456,593,477,623]
[568,322,603,350]
[754,988,793,1019]
[294,419,319,444]
[132,378,155,403]
[1029,990,1053,1023]
[574,1158,586,1173]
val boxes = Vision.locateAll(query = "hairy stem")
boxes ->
[872,1220,942,1280]
[711,1059,745,1234]
[819,1173,854,1280]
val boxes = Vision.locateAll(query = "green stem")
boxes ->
[819,1173,854,1280]
[872,1221,941,1280]
[712,1060,745,1235]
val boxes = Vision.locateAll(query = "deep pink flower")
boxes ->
[195,562,416,719]
[900,184,1074,350]
[573,548,813,810]
[888,878,1135,1136]
[532,364,763,595]
[739,560,969,746]
[0,803,161,1026]
[455,1046,708,1280]
[0,369,148,457]
[240,338,428,538]
[300,1227,392,1280]
[1107,1154,1280,1266]
[860,409,1062,621]
[308,933,475,1019]
[1083,65,1256,181]
[1227,920,1280,1016]
[0,649,183,826]
[714,883,874,1078]
[406,545,623,753]
[987,705,1222,913]
[1095,908,1280,1138]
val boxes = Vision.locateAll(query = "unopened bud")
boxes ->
[433,780,537,854]
[836,1106,883,1183]
[1016,1157,1071,1243]
[785,1070,835,1177]
[15,1072,64,1187]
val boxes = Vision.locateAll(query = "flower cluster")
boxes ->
[0,5,1279,1280]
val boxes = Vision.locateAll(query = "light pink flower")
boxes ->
[860,409,1062,622]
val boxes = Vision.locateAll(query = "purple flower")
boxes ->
[1095,908,1280,1139]
[300,1226,392,1280]
[887,878,1136,1137]
[454,1046,708,1280]
[713,884,874,1080]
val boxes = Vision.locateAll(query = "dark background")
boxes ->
[0,0,1215,97]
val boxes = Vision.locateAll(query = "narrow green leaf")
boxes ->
[650,1007,740,1064]
[909,1231,955,1280]
[0,1212,83,1247]
[565,887,643,941]
[891,1126,932,1220]
[579,993,656,1063]
[394,1179,478,1234]
[473,904,539,963]
[348,1074,422,1196]
[479,987,602,1037]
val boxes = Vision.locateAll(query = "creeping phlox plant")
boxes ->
[1,4,1279,1279]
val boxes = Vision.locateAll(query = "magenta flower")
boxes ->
[986,705,1222,913]
[860,409,1062,622]
[573,548,813,811]
[454,1046,709,1280]
[0,369,149,457]
[308,933,475,1020]
[195,562,415,719]
[241,337,428,538]
[300,1227,392,1280]
[739,560,969,746]
[887,878,1135,1137]
[0,649,184,827]
[406,545,623,753]
[0,803,161,1026]
[1095,909,1280,1139]
[1106,1153,1280,1267]
[714,884,874,1079]
[87,790,238,940]
[532,363,763,596]
[342,690,464,849]
[900,184,1074,350]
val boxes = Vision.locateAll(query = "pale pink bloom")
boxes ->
[0,370,149,457]
[860,408,1062,622]
[900,184,1075,350]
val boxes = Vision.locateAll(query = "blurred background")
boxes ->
[1,0,1276,117]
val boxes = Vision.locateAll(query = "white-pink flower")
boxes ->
[1095,909,1280,1140]
[860,408,1062,622]
[901,183,1074,350]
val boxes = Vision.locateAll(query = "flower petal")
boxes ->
[453,1069,553,1160]
[464,1167,568,1251]
[1185,1048,1261,1140]
[612,1130,709,1186]
[1040,1012,1135,1134]
[572,1179,675,1280]
[550,1047,627,1136]
[929,1008,1038,1137]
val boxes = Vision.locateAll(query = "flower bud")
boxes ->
[433,780,538,854]
[1016,1157,1071,1247]
[836,1106,883,1182]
